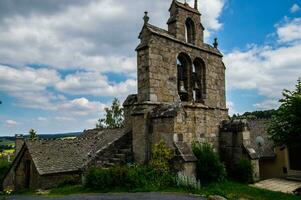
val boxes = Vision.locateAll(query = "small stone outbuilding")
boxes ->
[220,118,301,181]
[2,129,132,190]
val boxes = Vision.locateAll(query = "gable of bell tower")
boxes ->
[167,0,204,46]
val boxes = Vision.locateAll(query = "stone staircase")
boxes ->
[90,131,133,169]
[102,146,133,168]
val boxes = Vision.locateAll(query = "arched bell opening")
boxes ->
[177,53,191,102]
[192,58,206,102]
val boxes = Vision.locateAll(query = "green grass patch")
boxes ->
[48,185,190,196]
[198,181,301,200]
[46,181,300,200]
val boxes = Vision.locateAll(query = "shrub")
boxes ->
[192,143,226,185]
[150,141,172,171]
[231,157,253,183]
[85,165,176,191]
[85,168,113,190]
[57,178,79,187]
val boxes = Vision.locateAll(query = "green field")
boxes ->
[0,140,14,147]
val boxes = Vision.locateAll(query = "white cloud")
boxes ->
[194,0,224,30]
[54,116,75,121]
[225,17,301,110]
[291,4,300,13]
[5,120,19,126]
[277,18,301,43]
[0,0,225,73]
[226,101,236,116]
[86,118,99,126]
[253,99,279,110]
[37,117,47,121]
[55,71,137,97]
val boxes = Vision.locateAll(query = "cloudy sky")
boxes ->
[0,0,300,136]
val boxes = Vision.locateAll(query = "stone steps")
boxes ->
[119,148,131,154]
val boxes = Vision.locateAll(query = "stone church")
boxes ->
[124,0,228,172]
[3,0,286,191]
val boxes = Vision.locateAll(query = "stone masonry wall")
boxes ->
[139,33,226,109]
[174,105,228,149]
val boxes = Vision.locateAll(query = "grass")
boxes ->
[199,181,301,200]
[0,140,14,147]
[46,181,301,200]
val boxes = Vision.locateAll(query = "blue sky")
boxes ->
[0,0,301,136]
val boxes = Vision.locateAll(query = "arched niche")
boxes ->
[177,53,191,102]
[185,18,195,44]
[192,57,206,102]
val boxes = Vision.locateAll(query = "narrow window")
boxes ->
[185,18,195,44]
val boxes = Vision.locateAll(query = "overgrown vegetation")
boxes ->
[150,141,172,171]
[268,79,301,147]
[85,165,175,191]
[96,98,124,129]
[229,157,253,183]
[86,141,175,191]
[192,143,226,185]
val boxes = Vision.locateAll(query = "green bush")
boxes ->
[150,141,172,171]
[192,143,226,185]
[231,157,253,183]
[57,178,79,187]
[85,168,113,190]
[85,165,175,191]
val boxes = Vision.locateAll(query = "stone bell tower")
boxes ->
[167,0,204,45]
[124,0,228,169]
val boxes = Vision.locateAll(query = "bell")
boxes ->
[194,81,200,90]
[179,81,188,94]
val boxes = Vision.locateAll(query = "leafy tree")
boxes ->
[268,79,301,147]
[96,98,124,129]
[29,129,38,140]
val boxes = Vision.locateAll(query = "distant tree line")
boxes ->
[231,109,277,120]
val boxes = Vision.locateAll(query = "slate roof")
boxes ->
[24,128,126,175]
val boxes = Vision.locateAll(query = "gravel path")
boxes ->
[8,192,206,200]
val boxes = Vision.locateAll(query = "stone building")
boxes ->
[2,129,132,190]
[123,0,228,174]
[220,118,301,182]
